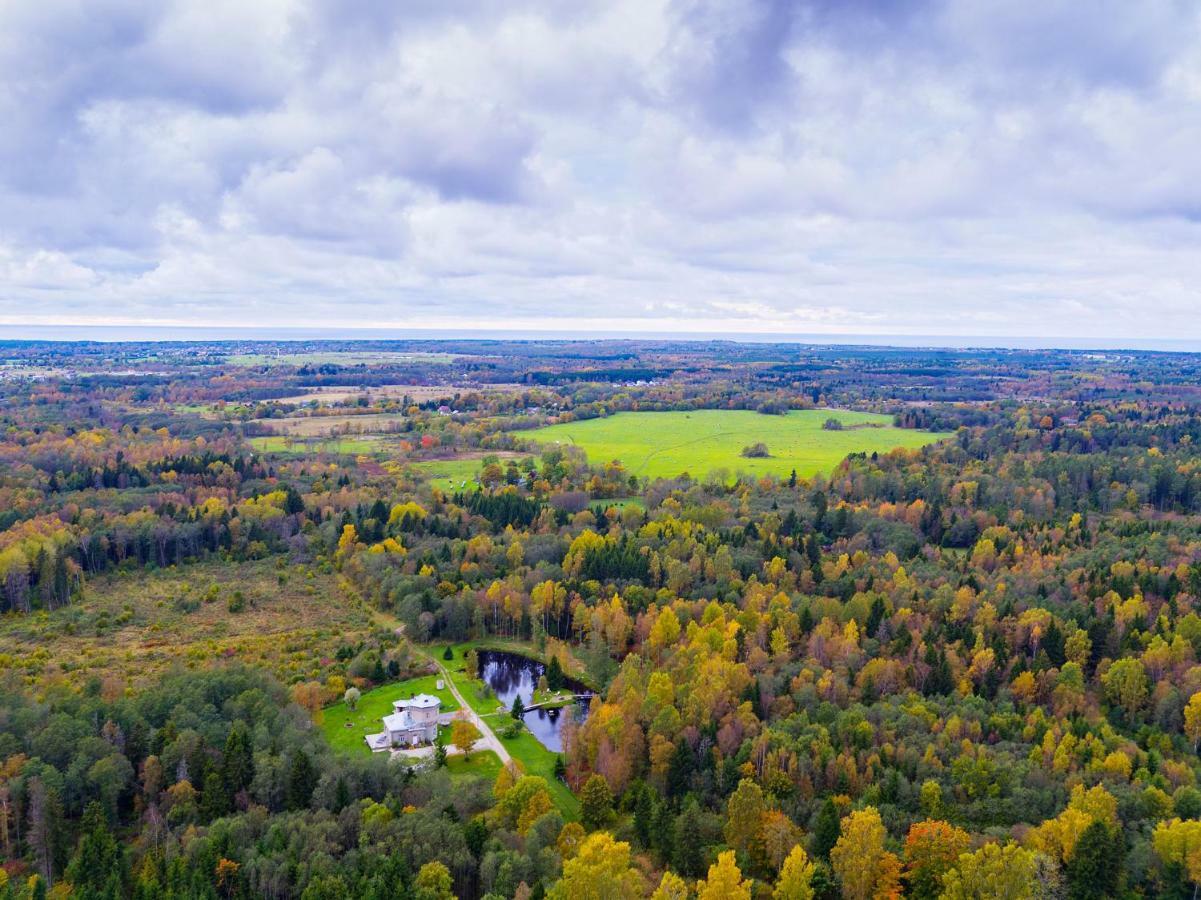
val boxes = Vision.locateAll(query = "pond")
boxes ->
[477,649,592,752]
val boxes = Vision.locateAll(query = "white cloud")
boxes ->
[1,0,1200,339]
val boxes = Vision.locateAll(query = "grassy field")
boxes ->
[412,458,485,493]
[257,413,408,437]
[321,674,459,754]
[521,409,951,480]
[249,434,388,455]
[0,560,375,689]
[410,453,526,493]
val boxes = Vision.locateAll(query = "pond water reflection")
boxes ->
[477,649,592,752]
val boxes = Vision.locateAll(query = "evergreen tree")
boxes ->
[633,784,656,848]
[200,759,231,822]
[66,802,128,900]
[286,749,317,811]
[546,655,565,691]
[672,798,707,878]
[580,774,614,830]
[811,798,840,859]
[221,721,255,796]
[1066,821,1123,900]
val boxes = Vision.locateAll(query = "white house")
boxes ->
[366,693,441,752]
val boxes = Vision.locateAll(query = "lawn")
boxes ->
[446,749,504,783]
[520,409,951,481]
[491,727,579,819]
[424,641,582,818]
[322,674,459,755]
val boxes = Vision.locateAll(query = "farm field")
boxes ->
[411,452,527,492]
[410,457,485,493]
[322,674,459,755]
[0,560,374,689]
[249,434,389,455]
[254,412,408,437]
[226,351,458,366]
[521,409,952,480]
[275,383,525,405]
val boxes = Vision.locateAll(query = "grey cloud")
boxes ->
[1,0,1200,338]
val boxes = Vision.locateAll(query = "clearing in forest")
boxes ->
[0,560,374,689]
[521,409,951,481]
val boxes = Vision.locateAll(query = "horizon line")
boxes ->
[3,323,1201,354]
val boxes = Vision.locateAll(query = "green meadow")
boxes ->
[410,458,484,492]
[521,409,951,481]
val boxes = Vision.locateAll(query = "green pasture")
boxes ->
[521,409,950,481]
[411,458,483,493]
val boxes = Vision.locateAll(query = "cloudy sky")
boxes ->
[2,0,1201,339]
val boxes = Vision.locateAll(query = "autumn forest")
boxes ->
[2,338,1201,899]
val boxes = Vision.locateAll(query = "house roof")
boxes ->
[383,711,414,731]
[395,693,440,709]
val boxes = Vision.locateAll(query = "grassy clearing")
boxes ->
[590,498,645,512]
[321,674,459,755]
[410,453,527,493]
[411,458,484,493]
[446,749,504,783]
[0,560,374,689]
[249,434,387,455]
[521,409,951,481]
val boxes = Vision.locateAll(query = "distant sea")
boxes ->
[3,324,1201,353]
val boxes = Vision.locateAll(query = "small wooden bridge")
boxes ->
[521,693,593,711]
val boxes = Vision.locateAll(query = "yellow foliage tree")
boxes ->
[1152,818,1201,887]
[831,806,897,900]
[697,850,752,900]
[940,842,1038,900]
[774,845,816,900]
[1184,692,1201,751]
[651,870,691,900]
[547,832,644,900]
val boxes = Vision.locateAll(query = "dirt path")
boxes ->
[405,644,509,764]
[424,650,512,767]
